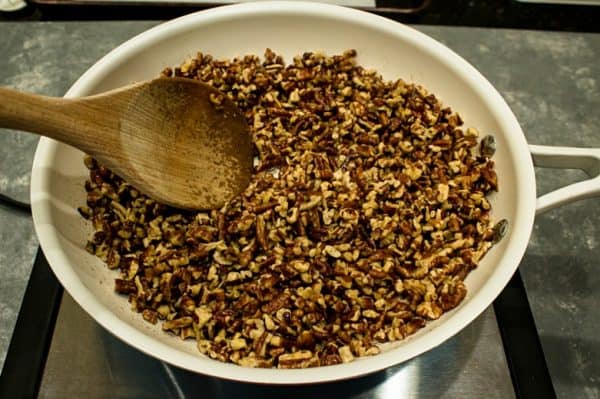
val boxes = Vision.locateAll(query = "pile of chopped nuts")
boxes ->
[79,49,499,368]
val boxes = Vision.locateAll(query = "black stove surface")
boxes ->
[1,0,600,33]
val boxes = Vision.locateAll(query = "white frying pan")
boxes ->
[30,2,600,384]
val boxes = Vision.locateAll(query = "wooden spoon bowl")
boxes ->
[0,77,254,210]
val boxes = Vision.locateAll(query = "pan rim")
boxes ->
[30,1,537,384]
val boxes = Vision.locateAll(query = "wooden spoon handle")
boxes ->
[0,86,70,140]
[0,86,117,153]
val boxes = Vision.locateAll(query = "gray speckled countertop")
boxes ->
[0,22,598,398]
[0,20,157,366]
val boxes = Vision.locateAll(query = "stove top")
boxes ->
[1,250,556,398]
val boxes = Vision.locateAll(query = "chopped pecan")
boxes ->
[82,48,498,369]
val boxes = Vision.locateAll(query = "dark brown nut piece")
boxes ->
[142,309,158,324]
[261,292,290,314]
[416,301,443,320]
[106,248,121,269]
[492,219,509,244]
[480,135,496,158]
[277,350,319,369]
[209,92,225,107]
[439,282,468,311]
[114,279,137,295]
[163,317,193,332]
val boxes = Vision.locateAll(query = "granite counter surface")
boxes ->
[0,21,598,398]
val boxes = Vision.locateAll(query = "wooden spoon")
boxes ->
[0,77,254,210]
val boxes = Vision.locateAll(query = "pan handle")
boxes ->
[529,145,600,215]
